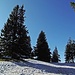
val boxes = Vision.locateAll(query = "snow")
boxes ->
[0,59,75,75]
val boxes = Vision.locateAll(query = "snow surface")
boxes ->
[0,59,75,75]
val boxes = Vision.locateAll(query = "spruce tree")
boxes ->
[65,38,75,63]
[52,47,60,62]
[0,5,32,60]
[70,2,75,62]
[35,31,51,62]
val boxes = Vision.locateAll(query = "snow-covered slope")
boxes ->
[0,59,75,75]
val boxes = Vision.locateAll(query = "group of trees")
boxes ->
[0,1,74,63]
[0,5,60,62]
[32,31,60,62]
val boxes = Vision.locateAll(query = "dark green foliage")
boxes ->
[0,37,3,58]
[70,2,75,11]
[67,2,75,62]
[65,38,75,63]
[52,47,60,62]
[35,31,51,62]
[0,5,32,60]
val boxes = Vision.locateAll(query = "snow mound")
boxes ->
[0,59,75,75]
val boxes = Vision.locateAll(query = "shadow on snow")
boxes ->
[13,60,75,75]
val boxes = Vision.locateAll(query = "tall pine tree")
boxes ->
[35,31,51,62]
[0,5,32,60]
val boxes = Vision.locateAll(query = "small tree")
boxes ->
[52,47,60,62]
[65,38,75,63]
[35,31,51,62]
[69,2,75,62]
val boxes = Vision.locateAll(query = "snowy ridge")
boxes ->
[0,59,75,75]
[27,59,75,68]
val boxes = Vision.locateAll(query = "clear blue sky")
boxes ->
[0,0,75,62]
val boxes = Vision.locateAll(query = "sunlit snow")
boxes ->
[0,59,75,75]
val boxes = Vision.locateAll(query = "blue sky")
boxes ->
[0,0,75,62]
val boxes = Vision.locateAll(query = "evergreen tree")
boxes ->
[65,38,75,63]
[70,2,75,62]
[52,47,60,62]
[0,5,32,60]
[35,31,51,62]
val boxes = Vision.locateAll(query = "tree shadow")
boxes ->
[13,60,27,67]
[13,60,75,75]
[53,63,75,67]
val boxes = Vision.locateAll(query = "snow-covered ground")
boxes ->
[0,59,75,75]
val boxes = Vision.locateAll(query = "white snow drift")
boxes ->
[0,59,75,75]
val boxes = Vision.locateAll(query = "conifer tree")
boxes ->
[68,2,75,62]
[65,38,75,63]
[0,5,32,59]
[52,47,60,62]
[35,31,51,62]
